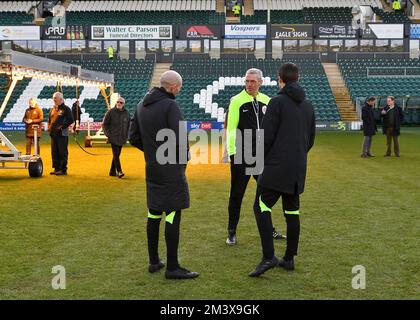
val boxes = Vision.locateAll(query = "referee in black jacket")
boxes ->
[249,63,316,277]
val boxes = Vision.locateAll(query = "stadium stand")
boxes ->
[338,57,420,124]
[57,57,155,122]
[242,0,384,24]
[0,1,36,25]
[63,0,225,25]
[171,55,340,122]
[1,78,32,122]
[371,7,412,23]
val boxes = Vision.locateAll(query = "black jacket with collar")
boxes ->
[48,103,73,137]
[381,104,404,136]
[102,106,130,146]
[132,87,190,212]
[258,81,316,195]
[362,102,377,136]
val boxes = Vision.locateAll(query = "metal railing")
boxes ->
[337,52,411,60]
[367,66,420,78]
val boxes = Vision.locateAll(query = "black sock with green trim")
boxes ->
[147,211,162,265]
[284,214,300,261]
[253,199,275,260]
[165,210,181,271]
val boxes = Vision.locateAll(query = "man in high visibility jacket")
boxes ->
[226,68,285,246]
[233,2,241,17]
[108,45,114,60]
[392,0,401,11]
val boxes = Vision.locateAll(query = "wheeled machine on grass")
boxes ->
[0,49,114,177]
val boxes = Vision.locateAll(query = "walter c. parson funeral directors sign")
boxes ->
[91,25,172,40]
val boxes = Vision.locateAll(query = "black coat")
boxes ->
[72,102,83,125]
[381,105,404,136]
[132,87,190,212]
[258,82,316,195]
[361,103,377,136]
[102,107,130,146]
[48,103,73,137]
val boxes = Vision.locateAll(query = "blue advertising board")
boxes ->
[410,24,420,39]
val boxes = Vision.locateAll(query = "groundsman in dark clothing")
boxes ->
[102,96,130,178]
[381,96,404,157]
[22,98,43,155]
[71,100,83,134]
[130,70,198,280]
[48,92,73,176]
[249,63,315,277]
[361,96,377,158]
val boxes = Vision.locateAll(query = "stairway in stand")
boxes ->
[323,63,359,122]
[150,63,172,89]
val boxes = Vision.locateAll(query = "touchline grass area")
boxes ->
[0,129,419,299]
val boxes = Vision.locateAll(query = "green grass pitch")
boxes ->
[0,129,419,299]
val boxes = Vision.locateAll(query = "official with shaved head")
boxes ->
[48,91,73,175]
[130,70,199,280]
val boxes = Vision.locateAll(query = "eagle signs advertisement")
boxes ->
[271,25,313,39]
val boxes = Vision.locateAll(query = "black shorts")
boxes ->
[254,185,300,214]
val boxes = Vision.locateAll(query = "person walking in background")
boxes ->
[48,92,73,175]
[22,98,43,155]
[392,0,401,12]
[108,45,114,60]
[233,2,241,17]
[361,96,377,158]
[102,96,130,178]
[71,100,83,134]
[381,96,404,157]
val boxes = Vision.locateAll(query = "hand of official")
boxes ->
[381,110,386,115]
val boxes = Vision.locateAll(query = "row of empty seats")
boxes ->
[242,6,411,24]
[0,1,36,12]
[338,57,420,125]
[171,56,340,122]
[67,0,216,12]
[66,10,225,25]
[253,0,383,10]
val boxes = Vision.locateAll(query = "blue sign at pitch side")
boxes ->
[410,24,420,39]
[0,122,26,131]
[187,121,224,131]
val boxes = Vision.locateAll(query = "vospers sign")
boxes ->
[271,25,313,39]
[225,25,266,39]
[91,25,172,40]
